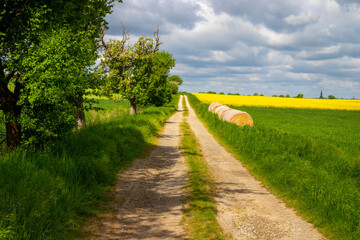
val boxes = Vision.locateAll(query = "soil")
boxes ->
[83,95,325,240]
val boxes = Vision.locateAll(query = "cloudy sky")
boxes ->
[105,0,360,98]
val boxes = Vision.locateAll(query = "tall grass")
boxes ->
[187,93,360,240]
[0,96,178,239]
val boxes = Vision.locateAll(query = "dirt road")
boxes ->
[84,95,187,239]
[183,95,324,239]
[84,95,324,239]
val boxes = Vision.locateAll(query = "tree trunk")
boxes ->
[130,101,136,115]
[5,120,21,149]
[2,100,22,149]
[75,100,86,129]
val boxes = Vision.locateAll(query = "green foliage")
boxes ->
[206,91,216,94]
[100,34,176,113]
[1,0,121,148]
[253,92,259,96]
[168,75,183,86]
[0,97,178,239]
[167,75,183,95]
[187,93,360,240]
[148,51,176,106]
[19,28,98,147]
[295,93,304,98]
[286,94,290,98]
[328,95,336,99]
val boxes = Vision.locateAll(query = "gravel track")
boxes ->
[84,95,187,239]
[184,95,324,240]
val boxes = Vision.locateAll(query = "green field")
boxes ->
[188,94,360,240]
[238,106,360,157]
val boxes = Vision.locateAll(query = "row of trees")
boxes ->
[204,91,340,99]
[201,91,304,98]
[0,1,180,149]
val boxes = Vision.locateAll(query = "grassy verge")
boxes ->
[181,96,227,239]
[0,95,178,240]
[187,93,360,240]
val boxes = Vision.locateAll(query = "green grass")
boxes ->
[187,93,360,240]
[181,96,227,240]
[237,106,360,157]
[0,96,178,240]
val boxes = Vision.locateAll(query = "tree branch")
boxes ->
[153,26,162,54]
[99,26,108,50]
[121,22,130,50]
[149,26,163,65]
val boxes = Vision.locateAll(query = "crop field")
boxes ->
[188,93,360,240]
[194,93,360,111]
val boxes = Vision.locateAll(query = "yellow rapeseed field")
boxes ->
[193,93,360,111]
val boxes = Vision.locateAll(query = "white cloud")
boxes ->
[284,12,318,25]
[105,0,360,98]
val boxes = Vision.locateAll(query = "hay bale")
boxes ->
[222,109,253,126]
[214,105,231,119]
[209,103,254,127]
[222,109,241,121]
[219,108,232,119]
[208,102,222,113]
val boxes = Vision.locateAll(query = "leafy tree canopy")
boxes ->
[100,29,176,114]
[0,0,121,148]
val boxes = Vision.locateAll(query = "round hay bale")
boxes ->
[214,105,231,119]
[229,112,254,126]
[222,109,242,122]
[208,102,222,112]
[219,108,232,119]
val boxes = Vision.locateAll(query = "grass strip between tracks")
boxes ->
[180,96,228,240]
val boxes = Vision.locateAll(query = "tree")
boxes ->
[295,93,304,98]
[253,93,259,96]
[286,94,290,98]
[147,51,176,106]
[328,95,336,99]
[167,75,183,94]
[20,29,99,146]
[0,0,120,149]
[100,27,176,114]
[168,75,183,86]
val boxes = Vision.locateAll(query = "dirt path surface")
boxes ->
[183,95,324,240]
[84,95,187,240]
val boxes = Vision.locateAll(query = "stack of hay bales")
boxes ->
[208,102,254,127]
